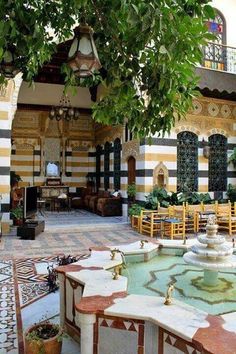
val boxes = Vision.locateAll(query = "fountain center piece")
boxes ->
[183,215,236,286]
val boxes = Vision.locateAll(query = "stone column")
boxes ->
[77,313,96,354]
[61,137,67,177]
[40,136,45,176]
[0,74,22,234]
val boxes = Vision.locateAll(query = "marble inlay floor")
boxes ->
[0,213,144,353]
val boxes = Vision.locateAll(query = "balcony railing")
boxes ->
[202,42,236,74]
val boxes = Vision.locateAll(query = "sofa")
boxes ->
[96,195,122,217]
[84,190,122,216]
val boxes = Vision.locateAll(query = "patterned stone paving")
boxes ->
[0,261,19,354]
[0,213,143,353]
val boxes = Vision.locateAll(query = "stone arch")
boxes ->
[153,162,169,189]
[175,125,200,136]
[206,128,229,138]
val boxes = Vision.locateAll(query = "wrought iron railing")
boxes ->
[202,42,236,74]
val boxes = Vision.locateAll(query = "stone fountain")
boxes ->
[183,215,236,286]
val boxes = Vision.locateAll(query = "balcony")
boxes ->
[196,42,236,100]
[202,42,236,74]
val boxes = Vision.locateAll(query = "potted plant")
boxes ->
[227,184,236,203]
[10,205,23,226]
[228,148,236,168]
[128,203,144,217]
[127,183,136,203]
[10,171,22,188]
[25,321,63,354]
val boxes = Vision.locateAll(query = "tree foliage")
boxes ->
[0,0,215,136]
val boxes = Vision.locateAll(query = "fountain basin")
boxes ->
[190,244,233,257]
[183,251,236,269]
[197,234,226,245]
[57,240,236,354]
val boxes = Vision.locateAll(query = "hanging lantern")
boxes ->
[0,47,21,78]
[67,25,102,77]
[48,93,80,121]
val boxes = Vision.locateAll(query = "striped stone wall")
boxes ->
[0,75,22,233]
[92,97,236,215]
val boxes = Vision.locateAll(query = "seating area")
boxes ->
[131,201,236,239]
[38,186,122,217]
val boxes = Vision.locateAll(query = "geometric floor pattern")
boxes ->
[0,260,19,354]
[0,213,144,354]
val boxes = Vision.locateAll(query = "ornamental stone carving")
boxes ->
[69,140,93,150]
[221,104,231,118]
[122,139,140,162]
[153,162,169,190]
[191,100,203,115]
[175,124,200,135]
[13,138,38,148]
[95,125,123,146]
[206,128,228,138]
[208,102,220,117]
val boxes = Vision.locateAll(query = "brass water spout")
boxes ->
[110,248,119,260]
[183,236,188,245]
[140,240,149,249]
[110,249,126,269]
[164,283,174,305]
[112,265,122,280]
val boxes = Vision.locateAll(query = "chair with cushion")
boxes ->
[195,202,218,233]
[140,210,162,238]
[162,205,185,240]
[217,201,236,236]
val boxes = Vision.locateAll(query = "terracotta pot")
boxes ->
[25,323,62,354]
[14,218,23,226]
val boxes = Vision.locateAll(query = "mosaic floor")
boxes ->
[0,211,144,353]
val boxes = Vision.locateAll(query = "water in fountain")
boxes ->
[183,215,236,286]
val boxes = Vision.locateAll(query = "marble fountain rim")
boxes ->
[56,239,236,354]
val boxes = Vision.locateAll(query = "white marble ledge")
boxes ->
[159,238,197,249]
[74,250,123,270]
[67,269,127,297]
[108,241,159,254]
[221,312,236,333]
[105,294,209,342]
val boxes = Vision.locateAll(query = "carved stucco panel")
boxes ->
[122,140,140,162]
[153,162,169,189]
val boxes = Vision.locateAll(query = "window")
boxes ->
[177,131,198,192]
[125,123,133,142]
[209,134,227,192]
[114,138,121,190]
[104,142,111,190]
[203,11,226,71]
[95,145,102,191]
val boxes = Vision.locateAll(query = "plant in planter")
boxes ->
[10,205,23,225]
[25,321,63,354]
[227,184,236,203]
[128,203,144,217]
[10,171,22,187]
[127,183,136,202]
[228,148,236,168]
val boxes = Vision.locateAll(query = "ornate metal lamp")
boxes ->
[67,24,101,77]
[0,47,21,78]
[49,93,79,121]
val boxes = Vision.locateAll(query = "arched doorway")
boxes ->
[128,156,136,185]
